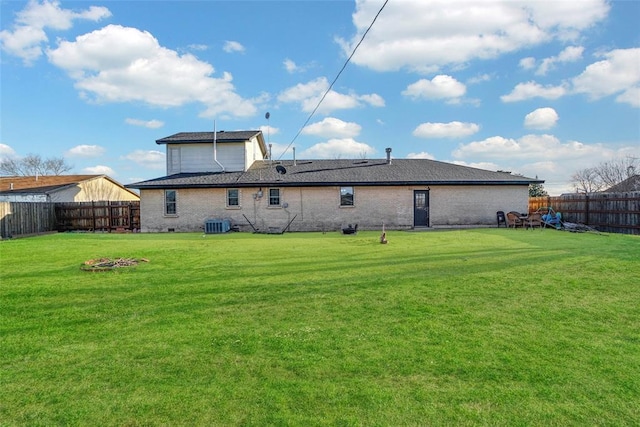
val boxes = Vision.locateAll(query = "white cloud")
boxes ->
[524,107,559,130]
[571,48,640,107]
[519,57,536,70]
[125,118,164,129]
[536,45,584,75]
[0,143,18,160]
[501,81,568,102]
[46,24,257,118]
[0,0,110,65]
[507,48,640,106]
[188,44,208,51]
[413,121,480,139]
[121,149,165,169]
[278,77,384,114]
[358,93,385,107]
[259,125,279,137]
[284,58,299,73]
[302,117,362,138]
[65,144,105,157]
[406,151,436,160]
[223,40,244,53]
[451,133,640,194]
[402,75,466,102]
[467,73,491,85]
[452,134,603,161]
[450,160,501,171]
[298,138,376,159]
[339,0,609,73]
[615,86,640,108]
[82,165,115,175]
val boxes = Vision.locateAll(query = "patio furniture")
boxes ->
[526,212,543,229]
[506,211,524,228]
[496,211,506,227]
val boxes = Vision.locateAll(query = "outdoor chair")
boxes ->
[526,212,543,229]
[506,211,524,228]
[496,211,506,227]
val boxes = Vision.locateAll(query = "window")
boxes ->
[269,188,280,206]
[227,189,239,207]
[165,190,177,215]
[340,186,354,206]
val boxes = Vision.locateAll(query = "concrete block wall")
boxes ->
[140,185,529,232]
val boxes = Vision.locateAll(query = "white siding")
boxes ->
[168,147,181,175]
[217,144,246,172]
[166,143,249,174]
[244,136,265,169]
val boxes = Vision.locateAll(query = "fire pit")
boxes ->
[81,257,149,272]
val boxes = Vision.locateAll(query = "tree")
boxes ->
[529,180,548,197]
[0,154,73,176]
[571,167,604,193]
[571,156,639,193]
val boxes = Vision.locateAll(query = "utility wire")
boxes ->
[277,0,389,160]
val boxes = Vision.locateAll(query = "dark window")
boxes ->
[227,189,239,206]
[340,186,354,206]
[269,188,280,206]
[165,190,177,215]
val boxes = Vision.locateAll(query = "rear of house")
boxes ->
[128,131,541,232]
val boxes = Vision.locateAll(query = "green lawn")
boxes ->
[1,229,639,426]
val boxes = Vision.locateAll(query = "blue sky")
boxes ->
[1,0,638,195]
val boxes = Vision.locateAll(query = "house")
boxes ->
[604,175,640,192]
[0,175,140,202]
[127,130,543,232]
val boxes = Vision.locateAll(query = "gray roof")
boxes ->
[127,158,543,189]
[604,175,640,192]
[156,131,262,144]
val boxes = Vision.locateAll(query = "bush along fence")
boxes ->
[1,201,140,239]
[529,191,640,235]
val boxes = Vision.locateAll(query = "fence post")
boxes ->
[585,194,590,226]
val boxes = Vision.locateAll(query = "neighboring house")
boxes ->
[127,130,544,232]
[604,175,640,192]
[0,175,140,202]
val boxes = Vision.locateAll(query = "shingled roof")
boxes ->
[128,158,543,189]
[155,131,263,144]
[0,175,140,198]
[0,175,101,194]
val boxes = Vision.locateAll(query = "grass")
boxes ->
[1,229,639,426]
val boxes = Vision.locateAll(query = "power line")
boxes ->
[277,0,389,160]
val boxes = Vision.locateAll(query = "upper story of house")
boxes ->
[156,130,268,175]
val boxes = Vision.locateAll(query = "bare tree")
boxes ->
[571,156,639,193]
[596,156,638,188]
[0,154,73,176]
[571,167,604,193]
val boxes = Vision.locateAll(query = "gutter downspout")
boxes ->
[213,120,225,172]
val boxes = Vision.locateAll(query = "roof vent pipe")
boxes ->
[213,120,225,172]
[293,147,296,166]
[385,147,392,164]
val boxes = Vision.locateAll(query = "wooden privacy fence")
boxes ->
[0,202,56,238]
[1,201,140,238]
[529,192,640,235]
[55,201,140,232]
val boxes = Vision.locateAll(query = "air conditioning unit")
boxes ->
[204,219,231,234]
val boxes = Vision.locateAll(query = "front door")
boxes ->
[414,190,429,227]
